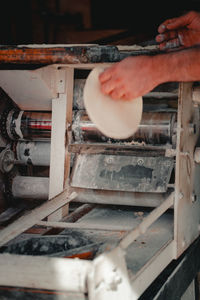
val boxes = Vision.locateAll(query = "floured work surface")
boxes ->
[0,205,173,299]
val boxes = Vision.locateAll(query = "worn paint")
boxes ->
[0,46,119,64]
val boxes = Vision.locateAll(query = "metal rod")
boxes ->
[37,220,134,231]
[0,45,119,64]
[119,192,174,249]
[0,45,160,65]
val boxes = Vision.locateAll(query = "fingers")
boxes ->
[99,67,114,83]
[165,14,190,30]
[101,83,134,101]
[100,79,125,99]
[120,93,133,101]
[110,89,126,100]
[110,89,133,100]
[156,30,180,50]
[158,19,176,33]
[100,80,115,94]
[158,12,192,34]
[159,38,180,50]
[156,30,178,43]
[100,78,129,100]
[157,17,185,50]
[99,66,123,98]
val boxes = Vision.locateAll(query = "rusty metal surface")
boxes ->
[0,45,119,64]
[0,45,161,65]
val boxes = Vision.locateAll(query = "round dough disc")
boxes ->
[83,67,143,139]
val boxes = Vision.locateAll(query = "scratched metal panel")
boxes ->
[71,154,174,193]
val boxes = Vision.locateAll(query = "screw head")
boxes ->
[137,159,144,166]
[191,194,197,203]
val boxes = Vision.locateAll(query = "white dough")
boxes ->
[83,67,143,139]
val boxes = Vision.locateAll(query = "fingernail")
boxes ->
[157,34,165,42]
[158,24,166,33]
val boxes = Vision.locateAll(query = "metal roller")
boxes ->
[73,79,85,110]
[72,80,179,110]
[12,176,49,200]
[72,111,176,145]
[5,109,51,140]
[16,141,50,166]
[11,175,168,207]
[4,108,176,145]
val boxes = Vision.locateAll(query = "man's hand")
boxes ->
[156,11,200,50]
[99,56,160,100]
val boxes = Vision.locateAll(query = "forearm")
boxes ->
[99,47,200,100]
[153,47,200,84]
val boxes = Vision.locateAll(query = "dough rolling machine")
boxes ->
[0,76,177,206]
[0,44,200,299]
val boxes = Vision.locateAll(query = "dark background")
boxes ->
[0,0,199,45]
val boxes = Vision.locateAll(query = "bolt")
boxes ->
[179,192,184,200]
[180,151,189,157]
[106,157,114,164]
[137,159,144,166]
[191,194,197,203]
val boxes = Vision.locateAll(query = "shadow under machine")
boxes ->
[0,44,200,299]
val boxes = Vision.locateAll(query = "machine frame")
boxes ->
[0,45,199,299]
